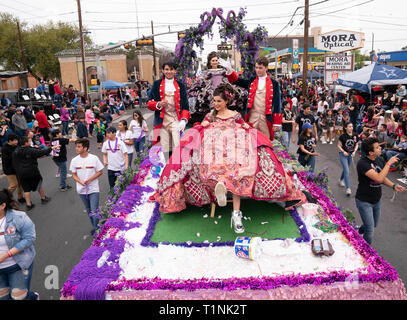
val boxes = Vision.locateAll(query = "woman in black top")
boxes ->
[297,122,320,172]
[282,101,294,150]
[381,91,394,111]
[355,137,405,244]
[337,122,358,196]
[348,95,359,133]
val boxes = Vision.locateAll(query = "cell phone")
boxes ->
[321,239,329,252]
[313,239,322,252]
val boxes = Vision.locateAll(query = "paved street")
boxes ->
[287,138,407,289]
[1,109,406,299]
[0,107,154,300]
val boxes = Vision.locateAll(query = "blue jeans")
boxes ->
[54,94,62,108]
[15,129,27,138]
[88,123,94,135]
[383,150,406,167]
[355,198,381,245]
[79,192,100,233]
[298,154,316,172]
[350,117,357,133]
[128,152,133,168]
[53,160,67,189]
[134,136,146,157]
[108,170,120,189]
[282,131,291,150]
[339,152,353,188]
[0,263,37,300]
[62,121,69,136]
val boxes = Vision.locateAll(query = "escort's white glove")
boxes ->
[218,57,233,74]
[178,119,187,132]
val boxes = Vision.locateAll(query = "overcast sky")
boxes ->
[2,0,407,59]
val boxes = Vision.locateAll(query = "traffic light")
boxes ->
[178,32,186,40]
[90,79,98,86]
[136,38,154,47]
[217,44,232,50]
[278,56,282,64]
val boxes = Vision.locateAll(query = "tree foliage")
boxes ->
[354,49,370,70]
[0,12,92,80]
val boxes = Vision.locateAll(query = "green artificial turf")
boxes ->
[150,199,300,244]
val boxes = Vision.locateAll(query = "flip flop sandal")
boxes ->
[214,182,227,207]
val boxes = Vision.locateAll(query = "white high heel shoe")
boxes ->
[214,182,227,207]
[231,210,245,233]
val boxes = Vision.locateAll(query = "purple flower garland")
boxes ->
[174,7,268,81]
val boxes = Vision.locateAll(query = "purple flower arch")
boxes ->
[174,7,268,81]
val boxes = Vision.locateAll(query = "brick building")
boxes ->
[56,48,128,92]
[0,71,39,91]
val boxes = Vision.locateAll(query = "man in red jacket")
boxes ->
[224,56,282,140]
[53,80,63,108]
[35,106,51,142]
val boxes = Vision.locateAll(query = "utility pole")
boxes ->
[77,0,88,101]
[151,20,157,80]
[16,20,28,87]
[302,0,309,99]
[372,33,374,52]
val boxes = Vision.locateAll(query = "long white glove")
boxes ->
[218,57,233,74]
[178,119,187,132]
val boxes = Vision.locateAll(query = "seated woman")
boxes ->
[396,85,407,107]
[154,84,306,234]
[187,51,247,125]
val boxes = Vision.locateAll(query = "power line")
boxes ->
[311,12,407,27]
[309,0,375,18]
[0,3,43,18]
[83,1,301,14]
[270,0,329,40]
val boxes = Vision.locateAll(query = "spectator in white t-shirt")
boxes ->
[102,126,128,189]
[69,138,104,235]
[117,120,134,168]
[129,110,149,158]
[317,96,329,113]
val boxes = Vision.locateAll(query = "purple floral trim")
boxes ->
[105,269,375,292]
[140,202,161,247]
[141,205,310,247]
[290,208,311,243]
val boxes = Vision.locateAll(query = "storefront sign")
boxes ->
[325,70,352,84]
[317,29,364,53]
[293,39,299,65]
[325,53,354,71]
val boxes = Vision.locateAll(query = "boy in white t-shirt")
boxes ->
[102,126,128,189]
[70,138,104,235]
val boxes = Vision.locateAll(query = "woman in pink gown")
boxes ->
[154,84,305,233]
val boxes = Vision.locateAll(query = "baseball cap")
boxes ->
[302,122,313,130]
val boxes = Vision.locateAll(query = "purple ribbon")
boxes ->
[85,183,89,199]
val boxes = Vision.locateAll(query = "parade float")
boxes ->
[61,8,407,300]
